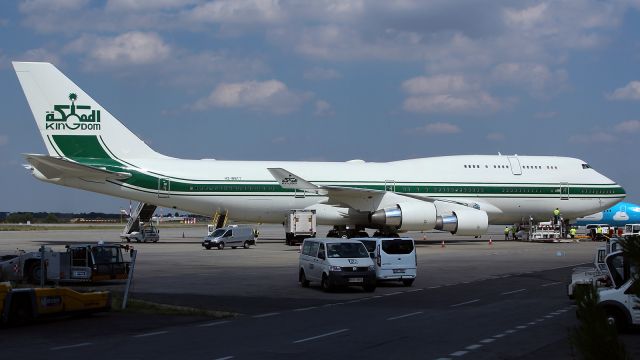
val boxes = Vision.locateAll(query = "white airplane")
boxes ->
[13,62,625,236]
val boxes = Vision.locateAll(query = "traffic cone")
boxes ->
[489,237,493,246]
[441,240,445,248]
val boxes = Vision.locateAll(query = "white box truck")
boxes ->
[597,250,639,331]
[284,209,316,246]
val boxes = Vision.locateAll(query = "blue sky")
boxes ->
[1,0,640,213]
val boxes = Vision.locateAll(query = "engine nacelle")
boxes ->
[435,208,488,236]
[369,202,437,231]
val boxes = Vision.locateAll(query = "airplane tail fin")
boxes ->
[13,62,166,162]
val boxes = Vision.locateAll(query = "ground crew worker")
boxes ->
[596,225,603,241]
[553,208,560,224]
[504,226,510,240]
[569,227,577,239]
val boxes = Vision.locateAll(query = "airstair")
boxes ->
[121,202,157,238]
[212,209,228,229]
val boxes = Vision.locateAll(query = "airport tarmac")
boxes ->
[0,224,638,359]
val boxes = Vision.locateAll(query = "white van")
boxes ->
[355,237,417,286]
[299,238,376,292]
[202,225,256,250]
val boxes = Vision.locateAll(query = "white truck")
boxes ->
[597,250,639,331]
[568,237,623,299]
[284,209,316,246]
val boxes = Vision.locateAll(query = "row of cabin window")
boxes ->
[464,164,559,170]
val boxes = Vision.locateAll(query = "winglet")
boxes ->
[267,168,319,190]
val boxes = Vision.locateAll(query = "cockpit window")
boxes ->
[582,164,591,169]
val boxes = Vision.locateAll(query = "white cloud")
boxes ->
[486,132,504,141]
[414,122,461,135]
[491,62,567,95]
[569,132,616,144]
[20,0,89,12]
[503,3,548,30]
[402,75,475,95]
[67,32,170,66]
[402,74,502,114]
[0,135,8,146]
[194,79,310,114]
[607,81,640,101]
[303,67,341,80]
[614,120,640,133]
[186,0,284,24]
[17,48,61,65]
[314,100,334,116]
[106,0,197,11]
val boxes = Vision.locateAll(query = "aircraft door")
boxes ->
[560,182,569,200]
[507,157,522,175]
[385,180,396,192]
[158,178,170,198]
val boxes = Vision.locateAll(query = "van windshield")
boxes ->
[382,239,414,254]
[359,240,376,253]
[327,243,369,258]
[211,229,226,237]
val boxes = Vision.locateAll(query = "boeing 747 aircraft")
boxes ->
[13,62,625,236]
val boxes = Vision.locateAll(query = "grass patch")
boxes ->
[111,294,237,318]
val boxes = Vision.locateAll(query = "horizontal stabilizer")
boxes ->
[24,154,131,181]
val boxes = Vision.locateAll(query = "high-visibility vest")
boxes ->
[597,227,603,234]
[504,227,510,234]
[570,228,576,235]
[554,209,560,216]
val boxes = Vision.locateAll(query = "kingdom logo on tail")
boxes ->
[45,93,101,131]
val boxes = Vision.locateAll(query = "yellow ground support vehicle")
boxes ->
[0,282,110,325]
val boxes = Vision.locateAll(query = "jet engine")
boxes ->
[369,202,438,231]
[435,208,488,236]
[370,202,488,235]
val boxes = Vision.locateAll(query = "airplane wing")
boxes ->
[24,154,131,181]
[267,167,474,209]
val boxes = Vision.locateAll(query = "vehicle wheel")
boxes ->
[327,230,339,238]
[363,284,376,292]
[126,238,131,243]
[8,300,32,326]
[27,263,42,284]
[299,270,310,287]
[321,274,333,292]
[218,242,225,250]
[205,245,212,250]
[243,241,250,249]
[402,279,415,287]
[604,307,627,332]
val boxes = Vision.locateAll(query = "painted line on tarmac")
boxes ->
[480,338,495,344]
[541,281,562,287]
[501,288,527,295]
[292,328,349,344]
[465,344,482,350]
[252,312,280,318]
[133,331,169,338]
[51,342,92,351]
[384,291,402,296]
[427,285,442,289]
[198,320,231,327]
[450,299,480,307]
[214,356,234,360]
[387,311,423,321]
[407,288,424,292]
[293,306,317,312]
[450,350,468,357]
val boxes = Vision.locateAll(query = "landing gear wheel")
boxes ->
[299,270,310,287]
[402,279,415,287]
[327,230,339,238]
[232,246,237,249]
[243,241,250,249]
[217,242,225,250]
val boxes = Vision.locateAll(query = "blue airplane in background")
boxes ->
[574,201,640,227]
